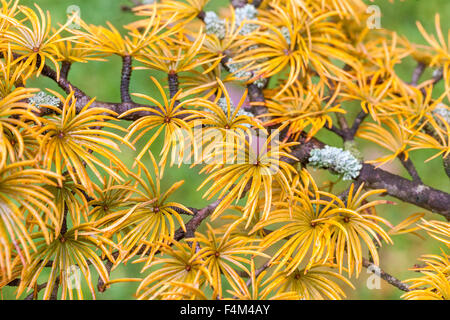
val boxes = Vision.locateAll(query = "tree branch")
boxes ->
[283,133,450,219]
[418,68,444,95]
[362,257,411,292]
[60,61,72,80]
[327,124,345,137]
[357,164,449,218]
[175,198,227,240]
[398,152,422,183]
[231,0,263,8]
[120,55,133,103]
[336,113,349,132]
[331,110,368,141]
[168,71,179,99]
[411,62,426,86]
[24,282,49,300]
[349,110,368,138]
[246,261,270,287]
[38,61,178,121]
[97,259,114,293]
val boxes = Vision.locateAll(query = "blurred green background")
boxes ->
[1,0,449,300]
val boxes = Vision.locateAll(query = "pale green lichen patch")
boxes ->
[433,103,450,125]
[226,57,266,88]
[28,91,60,109]
[217,97,253,118]
[280,26,291,45]
[308,145,362,180]
[204,11,226,39]
[234,4,258,35]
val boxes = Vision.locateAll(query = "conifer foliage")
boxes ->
[0,0,449,300]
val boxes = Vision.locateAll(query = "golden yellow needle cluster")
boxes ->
[0,0,448,300]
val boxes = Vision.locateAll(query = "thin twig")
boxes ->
[60,61,72,80]
[362,257,411,292]
[120,55,133,103]
[398,152,422,183]
[336,113,349,132]
[349,110,368,137]
[411,62,426,86]
[246,261,270,288]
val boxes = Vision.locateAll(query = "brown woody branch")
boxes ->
[330,110,368,141]
[8,276,61,300]
[24,282,49,300]
[398,152,422,183]
[411,62,426,86]
[60,61,72,80]
[349,110,368,138]
[174,198,222,240]
[362,257,411,292]
[336,113,349,132]
[358,164,449,219]
[231,0,264,8]
[212,1,268,117]
[283,133,450,219]
[120,55,133,103]
[417,67,444,95]
[328,124,345,137]
[38,59,173,121]
[168,71,179,99]
[246,261,270,287]
[174,182,251,241]
[97,259,114,293]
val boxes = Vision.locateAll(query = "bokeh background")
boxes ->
[1,0,449,300]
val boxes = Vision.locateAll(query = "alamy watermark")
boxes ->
[367,5,382,29]
[63,265,81,290]
[66,5,81,30]
[366,264,382,290]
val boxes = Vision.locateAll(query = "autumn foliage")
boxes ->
[0,0,449,300]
